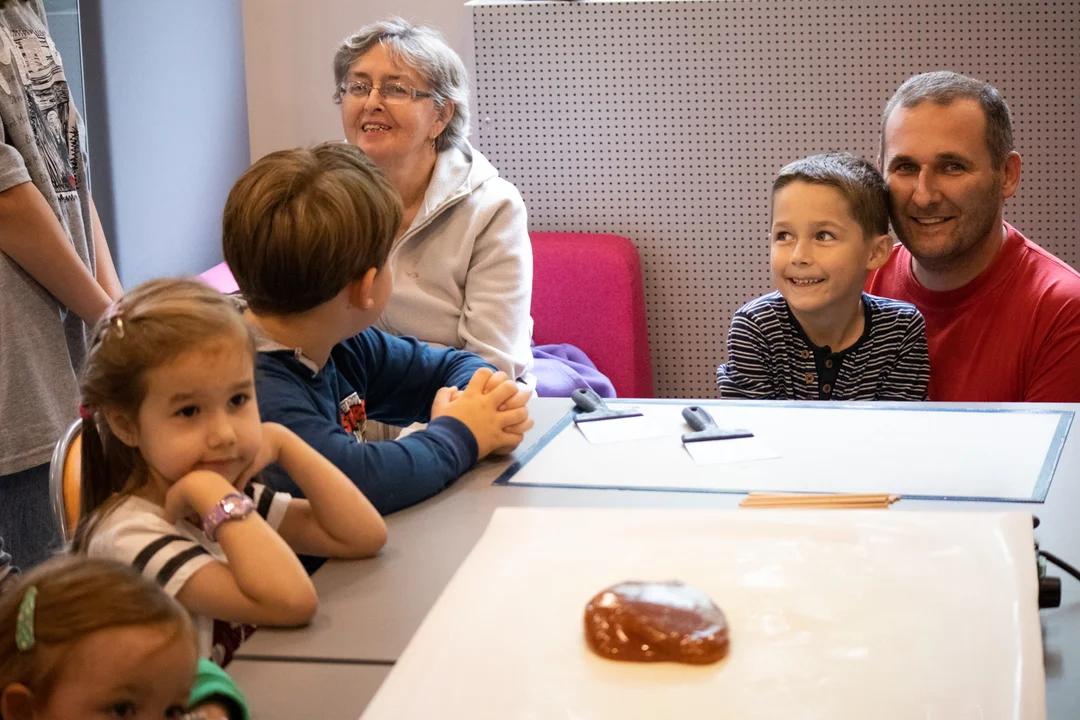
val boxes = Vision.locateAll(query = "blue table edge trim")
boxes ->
[495,411,575,485]
[1034,411,1074,501]
[495,401,1074,503]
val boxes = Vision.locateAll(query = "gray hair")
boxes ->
[879,71,1014,170]
[333,17,470,153]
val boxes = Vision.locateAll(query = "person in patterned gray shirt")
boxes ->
[0,0,122,570]
[717,153,930,401]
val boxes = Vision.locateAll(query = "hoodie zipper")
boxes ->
[393,182,473,251]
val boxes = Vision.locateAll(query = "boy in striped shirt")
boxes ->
[717,153,929,400]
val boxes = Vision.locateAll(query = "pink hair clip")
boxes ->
[78,404,95,421]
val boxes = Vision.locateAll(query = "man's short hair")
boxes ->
[772,153,890,238]
[222,142,403,315]
[879,70,1014,170]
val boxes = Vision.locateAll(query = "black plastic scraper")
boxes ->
[571,388,669,444]
[680,406,780,465]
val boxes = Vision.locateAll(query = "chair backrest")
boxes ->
[530,232,654,398]
[48,420,82,541]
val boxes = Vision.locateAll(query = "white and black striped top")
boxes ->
[86,482,291,657]
[716,292,929,401]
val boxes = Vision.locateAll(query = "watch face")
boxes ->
[220,495,251,517]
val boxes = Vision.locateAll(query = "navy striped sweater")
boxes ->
[716,292,930,401]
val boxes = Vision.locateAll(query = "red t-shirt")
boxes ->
[866,224,1080,402]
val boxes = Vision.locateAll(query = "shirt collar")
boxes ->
[255,333,320,376]
[229,295,322,377]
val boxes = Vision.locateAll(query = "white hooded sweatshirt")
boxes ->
[375,140,535,388]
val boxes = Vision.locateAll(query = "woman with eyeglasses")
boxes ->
[333,18,534,423]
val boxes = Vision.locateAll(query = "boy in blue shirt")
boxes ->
[222,143,531,513]
[717,153,929,400]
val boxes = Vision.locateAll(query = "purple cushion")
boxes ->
[532,343,616,398]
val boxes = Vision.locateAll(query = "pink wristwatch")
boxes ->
[203,493,255,542]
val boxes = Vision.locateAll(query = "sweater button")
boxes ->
[822,383,832,394]
[802,350,810,359]
[804,373,814,384]
[825,359,833,369]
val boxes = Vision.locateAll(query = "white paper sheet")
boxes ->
[683,435,780,465]
[509,403,1069,500]
[575,411,674,444]
[361,508,1045,720]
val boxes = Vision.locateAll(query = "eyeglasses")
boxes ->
[340,80,433,104]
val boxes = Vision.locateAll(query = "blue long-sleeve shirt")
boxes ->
[254,328,494,515]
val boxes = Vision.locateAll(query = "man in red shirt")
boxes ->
[868,71,1080,402]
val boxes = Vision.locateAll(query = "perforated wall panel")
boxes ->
[471,0,1079,398]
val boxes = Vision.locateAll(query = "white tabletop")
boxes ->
[233,398,1080,718]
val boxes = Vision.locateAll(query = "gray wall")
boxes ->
[43,0,85,117]
[80,0,250,287]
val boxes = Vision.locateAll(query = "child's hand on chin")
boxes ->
[234,422,295,488]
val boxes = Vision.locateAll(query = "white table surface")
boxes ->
[233,399,1080,719]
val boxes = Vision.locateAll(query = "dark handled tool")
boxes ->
[571,388,644,423]
[681,406,754,443]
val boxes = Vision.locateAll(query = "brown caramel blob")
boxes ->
[584,581,729,664]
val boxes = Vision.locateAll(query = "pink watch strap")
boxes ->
[203,493,255,542]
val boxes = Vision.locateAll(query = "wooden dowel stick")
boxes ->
[740,493,899,509]
[746,493,894,501]
[741,503,892,510]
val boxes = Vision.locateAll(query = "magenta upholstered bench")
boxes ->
[530,232,653,398]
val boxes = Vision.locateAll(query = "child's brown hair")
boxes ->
[772,152,890,239]
[72,278,254,552]
[222,142,403,316]
[0,556,194,712]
